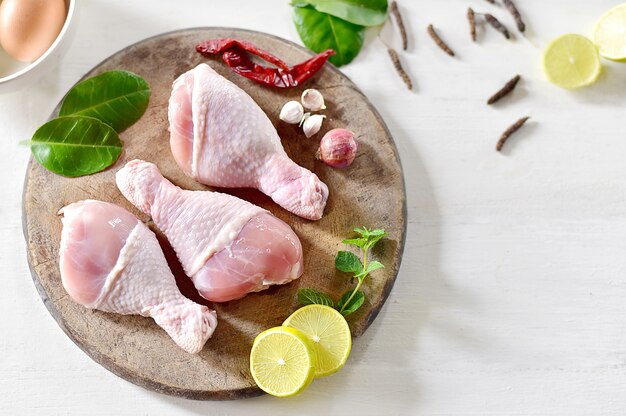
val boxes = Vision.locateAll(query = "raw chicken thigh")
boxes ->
[116,160,304,303]
[168,63,329,220]
[58,200,217,354]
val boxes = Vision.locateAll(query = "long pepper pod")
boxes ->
[427,24,455,57]
[496,116,530,151]
[487,75,521,105]
[503,0,526,32]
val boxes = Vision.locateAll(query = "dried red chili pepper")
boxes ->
[287,50,336,86]
[197,38,290,70]
[196,38,335,88]
[220,49,295,88]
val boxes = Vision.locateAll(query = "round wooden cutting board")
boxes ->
[22,28,406,400]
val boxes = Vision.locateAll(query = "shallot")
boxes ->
[316,128,358,168]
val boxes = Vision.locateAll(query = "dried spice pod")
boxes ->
[487,74,521,105]
[503,0,525,32]
[387,47,413,90]
[427,24,455,57]
[390,1,408,50]
[484,13,511,39]
[467,8,477,42]
[496,116,530,151]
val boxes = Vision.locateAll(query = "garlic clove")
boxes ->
[299,112,311,127]
[302,114,326,138]
[279,101,304,124]
[301,89,326,111]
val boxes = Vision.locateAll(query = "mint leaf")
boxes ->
[342,237,368,248]
[354,226,369,236]
[335,251,363,274]
[338,290,365,316]
[365,261,384,275]
[355,227,386,238]
[354,260,383,281]
[365,232,387,250]
[298,288,334,307]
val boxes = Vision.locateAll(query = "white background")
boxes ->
[2,0,626,414]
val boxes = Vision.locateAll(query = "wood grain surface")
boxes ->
[22,28,406,400]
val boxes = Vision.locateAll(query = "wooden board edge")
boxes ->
[20,27,408,398]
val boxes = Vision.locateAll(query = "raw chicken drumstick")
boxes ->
[116,160,304,303]
[168,63,329,220]
[58,200,217,354]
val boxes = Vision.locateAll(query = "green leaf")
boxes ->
[355,260,383,281]
[365,232,387,250]
[293,5,365,67]
[338,290,365,316]
[342,237,368,248]
[364,261,384,275]
[59,70,151,132]
[29,116,122,177]
[354,226,368,236]
[335,251,363,274]
[355,227,386,238]
[297,0,388,26]
[298,288,334,307]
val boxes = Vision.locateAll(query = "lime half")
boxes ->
[250,326,316,397]
[543,34,602,89]
[283,304,352,377]
[594,3,626,60]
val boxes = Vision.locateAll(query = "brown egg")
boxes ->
[0,0,67,62]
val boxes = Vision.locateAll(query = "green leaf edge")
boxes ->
[59,70,151,133]
[294,0,389,26]
[30,115,122,178]
[338,290,365,316]
[298,288,335,307]
[292,5,365,67]
[335,250,364,274]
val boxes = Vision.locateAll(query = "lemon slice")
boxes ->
[594,3,626,60]
[543,34,602,89]
[249,326,316,397]
[283,304,352,377]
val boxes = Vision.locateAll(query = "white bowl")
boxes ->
[0,0,76,89]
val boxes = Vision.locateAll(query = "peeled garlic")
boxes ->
[299,112,311,127]
[279,101,304,124]
[302,114,326,138]
[301,89,326,111]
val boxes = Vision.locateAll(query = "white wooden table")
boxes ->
[3,0,626,414]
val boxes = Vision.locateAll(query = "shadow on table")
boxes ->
[564,61,626,106]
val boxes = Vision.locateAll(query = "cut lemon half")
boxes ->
[283,304,352,377]
[543,34,602,89]
[594,3,626,60]
[249,326,316,397]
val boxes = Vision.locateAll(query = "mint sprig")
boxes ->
[298,288,334,307]
[297,227,387,317]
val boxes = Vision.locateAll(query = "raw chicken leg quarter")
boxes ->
[115,160,304,303]
[168,63,329,220]
[58,200,217,354]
